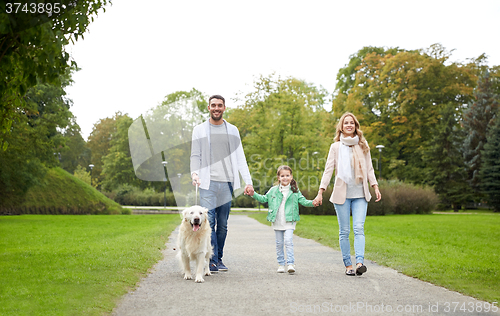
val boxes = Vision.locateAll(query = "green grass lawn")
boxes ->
[0,215,179,316]
[249,212,500,303]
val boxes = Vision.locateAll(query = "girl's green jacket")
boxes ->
[252,185,314,222]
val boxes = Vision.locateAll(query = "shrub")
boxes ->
[105,185,179,206]
[367,180,438,215]
[232,194,257,208]
[299,188,336,215]
[297,180,438,216]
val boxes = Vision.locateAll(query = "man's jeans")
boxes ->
[334,198,368,267]
[275,229,294,266]
[200,181,233,264]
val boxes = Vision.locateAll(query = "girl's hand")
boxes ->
[373,185,381,202]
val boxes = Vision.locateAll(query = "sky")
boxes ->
[65,0,500,140]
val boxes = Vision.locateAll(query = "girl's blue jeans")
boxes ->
[334,198,368,267]
[275,229,294,266]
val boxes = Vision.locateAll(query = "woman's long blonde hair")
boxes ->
[334,112,369,154]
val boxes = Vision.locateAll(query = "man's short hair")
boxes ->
[209,95,225,105]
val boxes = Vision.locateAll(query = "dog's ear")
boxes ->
[182,209,188,221]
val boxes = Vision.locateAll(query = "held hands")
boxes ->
[244,184,254,196]
[313,193,323,207]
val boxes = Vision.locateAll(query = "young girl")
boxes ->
[248,165,316,273]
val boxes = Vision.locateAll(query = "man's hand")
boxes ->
[244,184,254,196]
[191,173,201,186]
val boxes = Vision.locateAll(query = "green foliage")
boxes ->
[0,71,74,204]
[0,167,125,215]
[161,88,208,114]
[0,214,179,315]
[333,44,476,183]
[297,180,437,215]
[101,115,141,191]
[463,70,500,191]
[73,164,93,187]
[367,180,438,215]
[0,0,110,145]
[232,194,257,208]
[59,120,90,174]
[86,111,128,188]
[298,187,334,215]
[422,103,474,211]
[334,46,405,96]
[249,212,500,302]
[104,185,178,207]
[480,114,500,211]
[227,74,329,193]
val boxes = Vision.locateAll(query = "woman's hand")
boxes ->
[373,185,381,202]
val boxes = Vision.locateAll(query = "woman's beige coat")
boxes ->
[319,141,378,204]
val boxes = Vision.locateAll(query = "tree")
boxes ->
[333,44,476,183]
[422,103,473,211]
[101,115,141,191]
[59,119,91,174]
[86,112,127,188]
[463,70,500,191]
[479,114,500,212]
[0,0,110,148]
[0,69,73,206]
[334,46,405,96]
[227,74,329,192]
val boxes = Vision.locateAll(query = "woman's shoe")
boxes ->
[345,269,355,276]
[356,264,367,276]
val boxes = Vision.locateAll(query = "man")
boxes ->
[190,95,253,273]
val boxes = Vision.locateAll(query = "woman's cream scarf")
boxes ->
[338,134,365,185]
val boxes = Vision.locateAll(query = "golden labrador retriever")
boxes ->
[177,205,213,283]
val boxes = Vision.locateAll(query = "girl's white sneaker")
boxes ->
[277,265,285,273]
[287,264,295,273]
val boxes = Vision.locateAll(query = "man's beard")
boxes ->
[211,112,223,121]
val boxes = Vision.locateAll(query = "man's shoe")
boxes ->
[287,264,295,273]
[218,261,228,271]
[209,263,218,273]
[277,265,285,273]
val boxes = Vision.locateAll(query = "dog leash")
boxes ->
[195,183,198,204]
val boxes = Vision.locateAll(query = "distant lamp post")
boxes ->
[162,161,168,208]
[312,151,319,170]
[89,164,94,186]
[375,145,385,179]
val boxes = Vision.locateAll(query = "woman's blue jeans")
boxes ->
[200,181,233,265]
[275,229,294,266]
[334,198,368,267]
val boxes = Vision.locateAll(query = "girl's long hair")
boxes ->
[277,165,298,193]
[334,112,369,154]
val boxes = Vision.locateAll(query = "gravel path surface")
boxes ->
[112,215,498,316]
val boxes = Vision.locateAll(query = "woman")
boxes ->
[313,112,381,276]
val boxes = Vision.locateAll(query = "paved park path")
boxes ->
[112,215,498,316]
